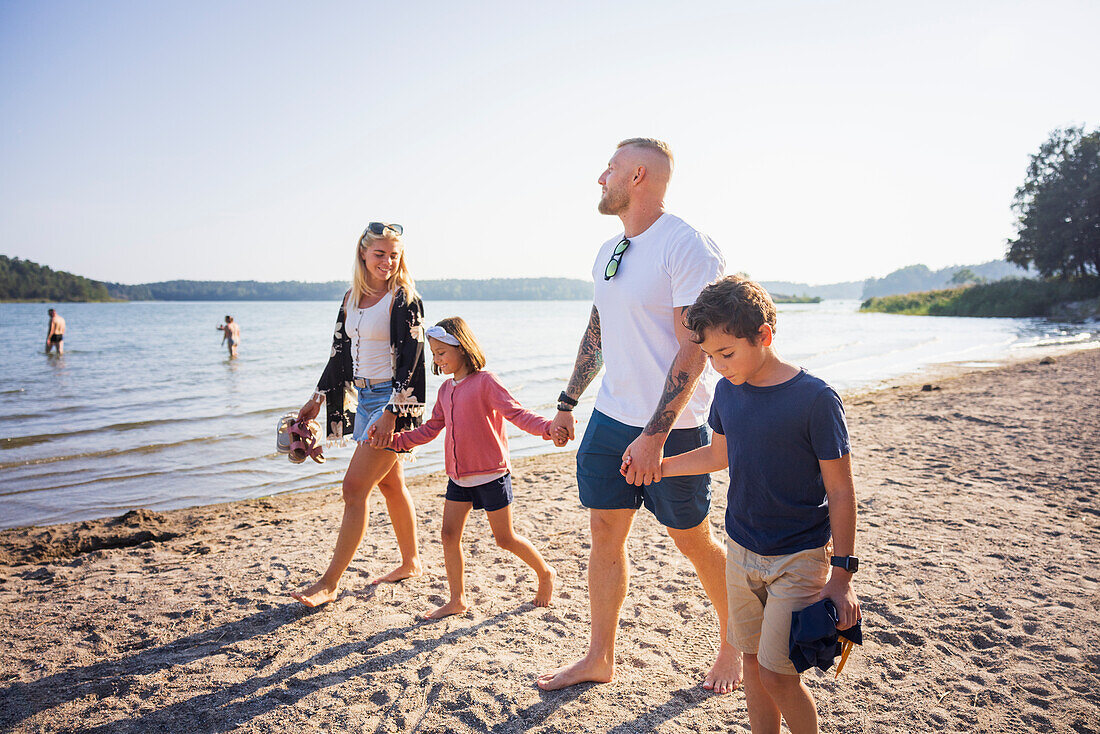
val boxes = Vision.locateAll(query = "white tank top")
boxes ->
[347,290,393,380]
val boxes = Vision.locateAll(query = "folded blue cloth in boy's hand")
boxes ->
[789,599,864,674]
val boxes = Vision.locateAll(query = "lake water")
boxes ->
[1,299,1096,529]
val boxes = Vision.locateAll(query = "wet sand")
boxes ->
[2,349,1098,733]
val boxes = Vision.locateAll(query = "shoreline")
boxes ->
[2,350,1099,732]
[3,339,1097,534]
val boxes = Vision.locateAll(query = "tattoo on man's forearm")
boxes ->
[566,306,603,399]
[643,369,692,436]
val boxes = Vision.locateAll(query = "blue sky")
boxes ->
[2,1,1098,285]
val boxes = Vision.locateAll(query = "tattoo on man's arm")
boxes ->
[566,306,603,399]
[644,369,692,436]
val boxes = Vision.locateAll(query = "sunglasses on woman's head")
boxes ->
[363,222,403,238]
[604,237,630,280]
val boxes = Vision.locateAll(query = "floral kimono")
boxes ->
[315,287,426,446]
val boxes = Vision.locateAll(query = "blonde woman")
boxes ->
[292,222,427,607]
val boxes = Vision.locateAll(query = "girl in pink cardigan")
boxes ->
[377,317,558,619]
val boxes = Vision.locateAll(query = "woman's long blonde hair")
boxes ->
[351,225,417,307]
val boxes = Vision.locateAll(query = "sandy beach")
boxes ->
[2,349,1098,733]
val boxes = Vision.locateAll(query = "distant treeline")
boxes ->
[0,255,113,302]
[105,280,349,301]
[759,260,1032,301]
[2,253,1029,305]
[859,261,1032,299]
[105,278,595,301]
[107,278,817,302]
[860,277,1100,318]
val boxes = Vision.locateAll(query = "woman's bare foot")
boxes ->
[290,580,338,608]
[370,560,424,585]
[536,654,614,691]
[533,566,556,607]
[702,642,743,694]
[423,599,468,620]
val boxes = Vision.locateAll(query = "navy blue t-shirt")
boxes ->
[708,369,850,556]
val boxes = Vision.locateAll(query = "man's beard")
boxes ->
[598,186,629,215]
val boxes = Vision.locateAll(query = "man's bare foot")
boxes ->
[533,566,556,607]
[702,642,743,694]
[290,580,338,608]
[423,599,468,620]
[370,560,424,585]
[536,655,614,691]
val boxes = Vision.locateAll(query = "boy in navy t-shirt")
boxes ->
[660,276,860,734]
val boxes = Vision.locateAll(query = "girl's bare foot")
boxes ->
[290,580,338,608]
[370,560,424,585]
[533,566,556,607]
[702,642,743,694]
[423,599,468,620]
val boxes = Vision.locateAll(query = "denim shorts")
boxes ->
[445,473,514,512]
[352,381,394,443]
[577,409,712,530]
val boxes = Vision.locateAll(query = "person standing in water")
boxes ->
[217,315,241,358]
[45,309,65,354]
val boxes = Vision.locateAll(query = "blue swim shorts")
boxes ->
[577,410,711,530]
[352,381,394,443]
[445,473,514,512]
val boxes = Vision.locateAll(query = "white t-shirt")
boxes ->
[590,213,725,429]
[347,290,393,380]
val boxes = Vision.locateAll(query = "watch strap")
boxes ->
[830,555,859,573]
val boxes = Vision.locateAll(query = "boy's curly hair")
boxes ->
[684,275,777,345]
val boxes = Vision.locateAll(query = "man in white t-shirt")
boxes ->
[538,139,743,694]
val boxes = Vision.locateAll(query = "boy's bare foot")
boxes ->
[533,566,556,607]
[290,580,338,608]
[370,560,424,585]
[536,655,614,691]
[702,642,743,694]
[423,599,468,620]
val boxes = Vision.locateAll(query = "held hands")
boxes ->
[370,425,403,445]
[368,410,397,449]
[544,425,571,445]
[621,434,664,486]
[550,410,576,448]
[816,572,860,631]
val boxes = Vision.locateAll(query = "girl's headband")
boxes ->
[425,325,461,346]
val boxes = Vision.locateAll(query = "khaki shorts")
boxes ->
[725,535,831,676]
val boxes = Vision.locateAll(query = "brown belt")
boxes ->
[352,378,391,388]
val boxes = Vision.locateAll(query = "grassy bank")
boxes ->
[860,277,1100,317]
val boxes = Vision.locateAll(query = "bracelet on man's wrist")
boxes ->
[557,402,574,413]
[557,391,579,408]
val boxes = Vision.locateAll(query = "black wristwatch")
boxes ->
[830,556,859,573]
[557,391,578,412]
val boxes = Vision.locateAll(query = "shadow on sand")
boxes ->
[1,602,578,733]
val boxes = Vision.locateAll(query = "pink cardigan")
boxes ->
[392,371,552,480]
